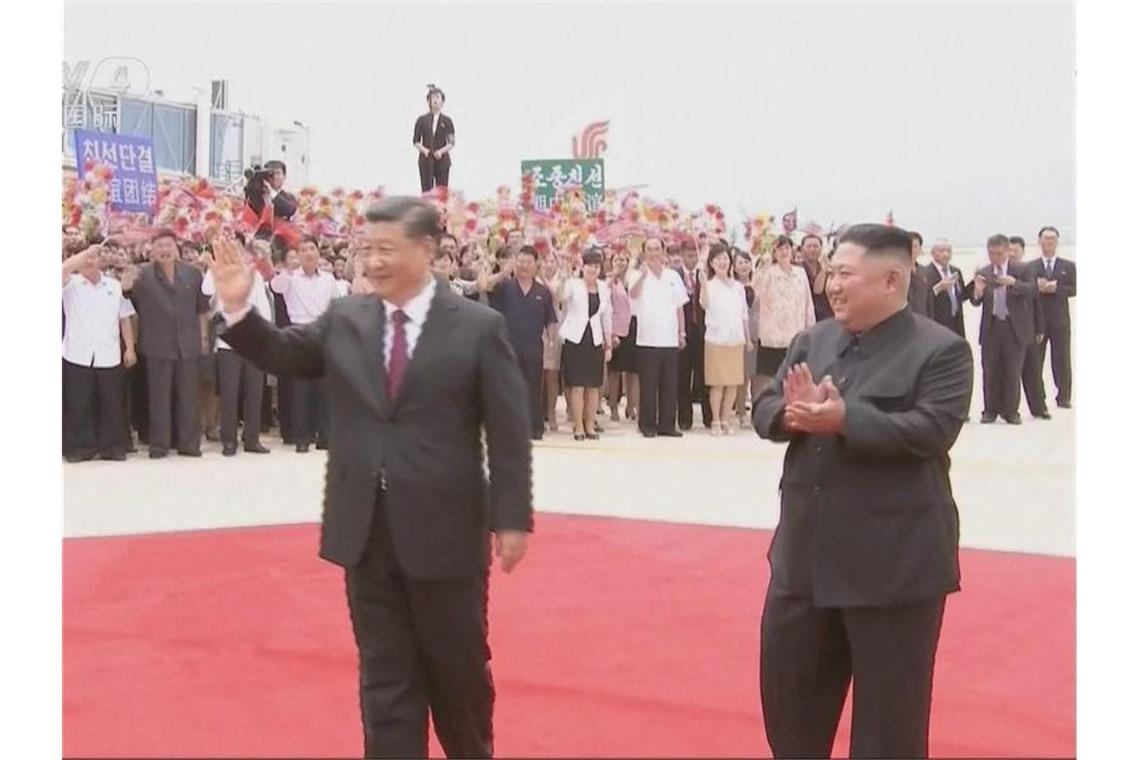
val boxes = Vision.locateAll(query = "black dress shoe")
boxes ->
[178,450,203,458]
[244,443,271,454]
[296,443,311,453]
[222,444,238,457]
[65,453,94,463]
[658,430,683,438]
[1032,411,1052,420]
[149,449,168,459]
[980,415,997,424]
[1003,415,1023,425]
[1056,400,1072,409]
[315,440,329,451]
[530,434,544,442]
[99,451,127,461]
[640,430,658,438]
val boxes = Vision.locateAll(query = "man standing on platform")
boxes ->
[676,239,712,430]
[1029,226,1075,409]
[926,239,965,338]
[123,229,210,459]
[631,236,689,438]
[1009,236,1050,419]
[208,196,532,759]
[966,234,1036,424]
[271,235,338,452]
[487,244,559,441]
[412,85,455,193]
[753,223,972,759]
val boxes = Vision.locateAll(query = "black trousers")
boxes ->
[276,377,294,442]
[63,360,127,459]
[517,350,544,438]
[418,155,451,193]
[217,349,265,448]
[637,346,679,434]
[980,321,1027,420]
[291,377,328,446]
[677,333,712,429]
[1021,339,1048,416]
[130,354,149,443]
[760,587,946,759]
[146,355,201,455]
[1039,323,1072,404]
[345,499,493,759]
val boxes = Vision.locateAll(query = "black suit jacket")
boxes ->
[673,266,705,334]
[413,112,456,153]
[907,264,935,318]
[129,262,209,360]
[964,260,1036,347]
[925,262,966,337]
[223,281,533,578]
[753,309,973,607]
[1027,257,1076,331]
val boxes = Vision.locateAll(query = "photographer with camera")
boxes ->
[241,160,299,245]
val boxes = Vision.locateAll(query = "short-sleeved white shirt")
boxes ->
[62,273,132,368]
[633,268,689,348]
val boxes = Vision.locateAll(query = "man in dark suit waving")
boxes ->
[209,197,532,759]
[1028,225,1076,408]
[965,234,1037,424]
[753,223,973,759]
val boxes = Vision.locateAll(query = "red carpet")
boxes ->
[63,515,1074,758]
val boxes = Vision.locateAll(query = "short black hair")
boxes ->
[987,233,1010,249]
[908,230,924,246]
[264,160,286,175]
[364,197,441,243]
[801,233,823,247]
[517,244,538,260]
[836,223,912,263]
[705,242,730,278]
[150,228,179,245]
[775,235,794,249]
[1009,236,1026,248]
[581,248,604,267]
[1038,226,1060,239]
[427,85,446,104]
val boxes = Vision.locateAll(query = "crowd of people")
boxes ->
[60,189,1076,463]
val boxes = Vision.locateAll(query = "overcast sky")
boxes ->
[64,1,1075,244]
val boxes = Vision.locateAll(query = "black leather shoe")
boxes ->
[1003,415,1023,425]
[980,415,997,424]
[222,444,238,457]
[178,450,203,458]
[315,440,329,451]
[640,430,658,438]
[296,443,310,453]
[149,449,168,459]
[658,430,683,438]
[1056,400,1072,409]
[99,451,127,461]
[65,453,94,463]
[1032,411,1052,420]
[244,443,271,454]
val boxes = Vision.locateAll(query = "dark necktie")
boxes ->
[387,309,409,399]
[944,266,959,316]
[993,267,1009,320]
[1046,259,1054,277]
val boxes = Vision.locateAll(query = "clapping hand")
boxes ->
[995,274,1016,287]
[782,363,827,405]
[208,235,255,314]
[783,374,846,434]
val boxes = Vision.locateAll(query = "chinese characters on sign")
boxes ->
[521,159,605,213]
[73,130,159,214]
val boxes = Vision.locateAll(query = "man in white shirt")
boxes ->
[204,245,275,456]
[62,245,137,462]
[271,235,338,452]
[630,237,689,438]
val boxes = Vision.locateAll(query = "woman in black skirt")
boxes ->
[557,248,613,440]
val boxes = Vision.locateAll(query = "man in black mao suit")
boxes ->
[1028,226,1075,408]
[906,231,935,318]
[1010,236,1050,419]
[210,197,532,759]
[413,86,455,193]
[965,234,1036,424]
[925,239,965,338]
[753,223,973,759]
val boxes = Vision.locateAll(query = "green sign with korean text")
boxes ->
[521,159,605,212]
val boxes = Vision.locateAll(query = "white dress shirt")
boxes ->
[62,273,133,368]
[383,275,437,369]
[270,268,337,325]
[703,276,749,346]
[203,269,273,350]
[633,268,689,348]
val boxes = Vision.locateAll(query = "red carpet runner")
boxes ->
[64,515,1074,757]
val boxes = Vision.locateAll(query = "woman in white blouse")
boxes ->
[752,235,816,386]
[699,244,751,435]
[557,248,613,440]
